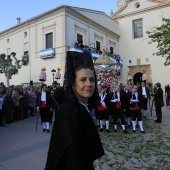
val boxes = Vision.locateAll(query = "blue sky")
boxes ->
[0,0,117,32]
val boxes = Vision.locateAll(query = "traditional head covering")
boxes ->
[63,51,99,107]
[64,51,95,87]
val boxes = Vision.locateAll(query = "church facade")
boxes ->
[111,0,170,87]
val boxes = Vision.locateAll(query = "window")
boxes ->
[133,19,143,38]
[46,32,53,49]
[24,31,27,38]
[7,39,9,43]
[23,42,29,61]
[77,33,83,42]
[110,47,114,54]
[96,41,101,51]
[24,42,29,52]
[7,48,11,56]
[134,2,140,8]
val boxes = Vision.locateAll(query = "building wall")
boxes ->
[0,7,119,87]
[116,2,170,87]
[0,10,66,86]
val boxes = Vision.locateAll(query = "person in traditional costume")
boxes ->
[109,85,127,133]
[45,51,104,170]
[37,84,53,133]
[124,84,132,127]
[138,81,151,118]
[127,85,145,133]
[97,85,110,133]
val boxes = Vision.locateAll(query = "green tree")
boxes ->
[0,52,28,87]
[146,18,170,66]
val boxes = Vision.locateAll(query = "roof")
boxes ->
[0,5,104,34]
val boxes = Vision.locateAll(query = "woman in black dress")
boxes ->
[45,51,104,170]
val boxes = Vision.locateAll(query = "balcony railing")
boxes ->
[40,48,55,59]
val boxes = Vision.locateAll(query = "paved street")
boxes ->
[0,115,50,170]
[0,102,170,170]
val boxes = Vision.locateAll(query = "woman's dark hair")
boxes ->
[62,51,99,107]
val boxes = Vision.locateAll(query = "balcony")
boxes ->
[40,48,55,59]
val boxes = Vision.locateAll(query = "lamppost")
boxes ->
[51,69,56,83]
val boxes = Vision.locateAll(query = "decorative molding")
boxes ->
[74,24,87,33]
[109,40,116,46]
[113,2,170,19]
[94,33,103,41]
[128,64,152,83]
[42,22,56,30]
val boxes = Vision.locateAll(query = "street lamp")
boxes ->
[51,69,56,83]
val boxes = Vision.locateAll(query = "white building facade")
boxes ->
[0,6,119,86]
[112,0,170,87]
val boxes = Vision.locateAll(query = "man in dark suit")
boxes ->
[37,84,53,132]
[138,81,151,118]
[166,88,170,109]
[153,82,164,123]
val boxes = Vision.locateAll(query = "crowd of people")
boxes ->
[74,40,122,60]
[1,51,170,170]
[0,81,60,131]
[0,80,170,133]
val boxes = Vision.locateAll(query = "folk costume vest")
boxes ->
[110,92,121,109]
[97,92,108,111]
[130,93,140,110]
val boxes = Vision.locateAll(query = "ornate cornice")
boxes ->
[112,1,170,19]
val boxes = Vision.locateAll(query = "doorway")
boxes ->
[133,72,143,85]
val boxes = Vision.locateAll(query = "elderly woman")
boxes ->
[45,51,104,170]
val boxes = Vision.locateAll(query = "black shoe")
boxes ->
[132,130,136,133]
[106,129,110,133]
[47,129,50,133]
[99,128,103,132]
[154,120,161,123]
[143,116,146,118]
[114,129,117,132]
[0,124,5,127]
[140,130,146,134]
[43,129,46,132]
[123,130,128,133]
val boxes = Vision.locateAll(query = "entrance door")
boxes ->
[133,72,143,85]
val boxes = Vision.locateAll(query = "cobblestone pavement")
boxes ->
[0,101,170,170]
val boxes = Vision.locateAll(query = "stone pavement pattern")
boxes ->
[0,103,170,170]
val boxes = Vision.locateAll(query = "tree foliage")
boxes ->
[146,18,170,66]
[0,52,28,86]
